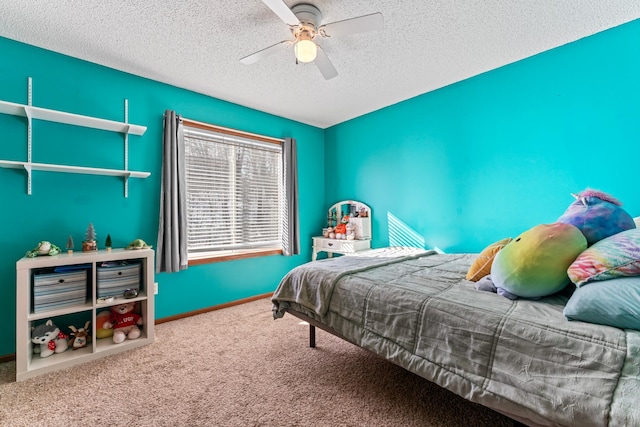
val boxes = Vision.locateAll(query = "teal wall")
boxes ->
[2,18,639,357]
[0,37,325,357]
[325,19,640,253]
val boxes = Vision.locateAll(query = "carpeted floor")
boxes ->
[0,297,515,426]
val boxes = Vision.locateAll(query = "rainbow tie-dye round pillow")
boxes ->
[491,223,587,298]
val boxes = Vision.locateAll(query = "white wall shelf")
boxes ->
[0,160,150,179]
[0,78,149,197]
[0,100,147,135]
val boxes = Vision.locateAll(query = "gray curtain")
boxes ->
[282,137,300,256]
[156,110,188,273]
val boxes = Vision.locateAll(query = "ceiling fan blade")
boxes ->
[320,12,384,38]
[314,46,338,80]
[261,0,300,26]
[240,40,292,65]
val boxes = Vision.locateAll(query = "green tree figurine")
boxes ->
[105,234,112,252]
[82,223,97,252]
[66,235,74,254]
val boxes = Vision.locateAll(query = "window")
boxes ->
[182,119,285,262]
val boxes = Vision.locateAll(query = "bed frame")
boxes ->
[284,306,529,426]
[284,308,336,348]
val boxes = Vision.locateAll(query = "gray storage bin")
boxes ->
[96,262,141,298]
[32,270,87,313]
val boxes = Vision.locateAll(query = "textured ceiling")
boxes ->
[1,1,639,128]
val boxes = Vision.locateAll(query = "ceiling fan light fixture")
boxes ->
[294,39,317,63]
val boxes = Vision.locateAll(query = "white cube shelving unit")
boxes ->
[16,248,155,381]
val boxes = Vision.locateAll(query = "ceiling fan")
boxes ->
[240,0,384,80]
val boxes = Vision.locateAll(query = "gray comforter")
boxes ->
[272,250,640,427]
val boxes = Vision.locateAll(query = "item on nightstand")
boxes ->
[103,302,143,344]
[335,215,349,239]
[346,222,356,240]
[327,227,335,239]
[25,241,61,258]
[126,238,152,250]
[83,223,97,252]
[31,319,69,358]
[105,234,112,252]
[68,321,91,350]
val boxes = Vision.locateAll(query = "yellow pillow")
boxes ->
[466,237,512,282]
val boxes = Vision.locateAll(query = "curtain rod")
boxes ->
[181,117,284,145]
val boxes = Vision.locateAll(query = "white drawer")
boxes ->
[321,238,343,251]
[314,237,370,253]
[312,236,371,260]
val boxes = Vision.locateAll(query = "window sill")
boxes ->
[188,248,283,265]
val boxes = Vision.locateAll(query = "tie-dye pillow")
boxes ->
[491,223,587,298]
[568,228,640,286]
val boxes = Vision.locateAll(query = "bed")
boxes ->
[271,248,640,427]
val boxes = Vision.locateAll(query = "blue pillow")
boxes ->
[564,277,640,330]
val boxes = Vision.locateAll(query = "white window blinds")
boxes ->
[183,125,283,255]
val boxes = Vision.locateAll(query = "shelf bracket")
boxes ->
[26,77,33,195]
[22,163,33,195]
[123,172,132,198]
[124,99,129,198]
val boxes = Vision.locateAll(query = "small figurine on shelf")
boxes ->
[82,223,97,252]
[25,241,61,258]
[126,239,152,250]
[31,319,68,358]
[105,234,112,252]
[68,321,91,350]
[66,235,74,254]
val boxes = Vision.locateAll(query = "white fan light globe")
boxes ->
[295,40,317,63]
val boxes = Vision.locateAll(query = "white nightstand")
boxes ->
[313,200,372,261]
[312,237,371,261]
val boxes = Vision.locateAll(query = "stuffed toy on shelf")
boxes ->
[26,241,61,258]
[103,302,143,344]
[126,239,152,250]
[31,319,69,358]
[68,321,91,350]
[95,310,114,339]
